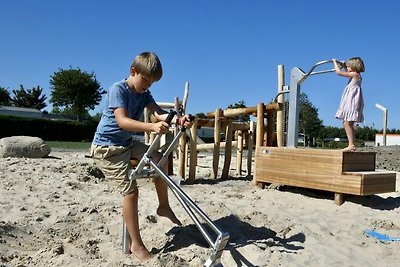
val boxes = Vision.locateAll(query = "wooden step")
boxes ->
[254,147,397,204]
[343,170,397,195]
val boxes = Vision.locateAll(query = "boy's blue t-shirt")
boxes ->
[92,79,155,146]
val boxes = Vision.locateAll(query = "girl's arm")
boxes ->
[332,59,360,80]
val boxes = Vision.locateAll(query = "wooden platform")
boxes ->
[253,147,397,205]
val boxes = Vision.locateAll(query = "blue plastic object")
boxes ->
[365,229,400,242]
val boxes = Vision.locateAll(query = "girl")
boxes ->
[332,57,365,152]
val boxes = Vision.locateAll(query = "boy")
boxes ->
[91,52,191,261]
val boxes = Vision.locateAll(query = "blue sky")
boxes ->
[1,0,399,130]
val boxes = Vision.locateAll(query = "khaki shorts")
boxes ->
[90,141,149,195]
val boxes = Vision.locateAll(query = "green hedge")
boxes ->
[0,115,97,142]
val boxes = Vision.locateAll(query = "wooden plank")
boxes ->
[255,147,344,175]
[254,170,362,195]
[357,171,396,195]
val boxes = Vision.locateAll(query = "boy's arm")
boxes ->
[147,102,177,122]
[114,107,169,134]
[147,102,194,127]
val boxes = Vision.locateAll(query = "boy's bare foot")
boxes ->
[131,245,154,262]
[157,206,182,226]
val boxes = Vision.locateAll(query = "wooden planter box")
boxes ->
[253,147,397,205]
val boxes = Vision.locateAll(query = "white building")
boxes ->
[375,134,400,146]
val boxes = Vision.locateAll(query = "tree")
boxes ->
[298,93,323,146]
[50,68,105,121]
[356,126,377,141]
[227,100,250,122]
[0,87,12,105]
[11,85,47,110]
[195,112,207,119]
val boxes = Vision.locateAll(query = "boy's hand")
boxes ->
[177,114,195,128]
[153,121,170,134]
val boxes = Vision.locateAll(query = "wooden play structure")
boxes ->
[147,60,396,205]
[252,61,397,205]
[187,103,280,182]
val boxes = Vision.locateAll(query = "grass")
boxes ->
[46,141,92,150]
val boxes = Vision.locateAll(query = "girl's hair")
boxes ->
[131,52,163,81]
[346,57,365,73]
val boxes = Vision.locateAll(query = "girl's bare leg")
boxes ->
[343,121,356,151]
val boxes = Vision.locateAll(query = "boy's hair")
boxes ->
[131,52,163,81]
[346,57,365,73]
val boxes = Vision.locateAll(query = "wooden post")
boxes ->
[277,64,285,147]
[247,121,255,177]
[174,96,180,141]
[212,108,222,179]
[222,119,233,178]
[236,130,243,176]
[334,193,344,205]
[177,95,186,178]
[182,82,189,113]
[266,111,274,146]
[188,118,198,183]
[178,128,186,178]
[256,103,264,149]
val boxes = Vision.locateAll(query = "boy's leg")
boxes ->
[91,144,154,261]
[152,152,182,226]
[123,187,153,261]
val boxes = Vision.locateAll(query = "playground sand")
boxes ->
[0,146,399,267]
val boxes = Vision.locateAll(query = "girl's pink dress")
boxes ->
[335,76,364,123]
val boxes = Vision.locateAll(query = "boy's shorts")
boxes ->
[90,141,149,195]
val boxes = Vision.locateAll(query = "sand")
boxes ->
[1,146,399,267]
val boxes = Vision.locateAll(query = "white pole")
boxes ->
[375,103,388,146]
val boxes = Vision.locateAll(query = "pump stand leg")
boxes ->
[122,220,131,254]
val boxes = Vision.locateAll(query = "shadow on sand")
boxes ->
[154,214,304,266]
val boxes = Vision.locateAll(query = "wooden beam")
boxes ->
[206,103,281,118]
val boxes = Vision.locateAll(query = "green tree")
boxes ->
[227,100,250,122]
[356,126,377,141]
[298,93,323,146]
[11,85,47,110]
[50,68,105,121]
[321,126,344,139]
[195,112,207,119]
[0,87,12,105]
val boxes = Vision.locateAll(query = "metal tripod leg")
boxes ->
[149,160,230,267]
[122,220,130,254]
